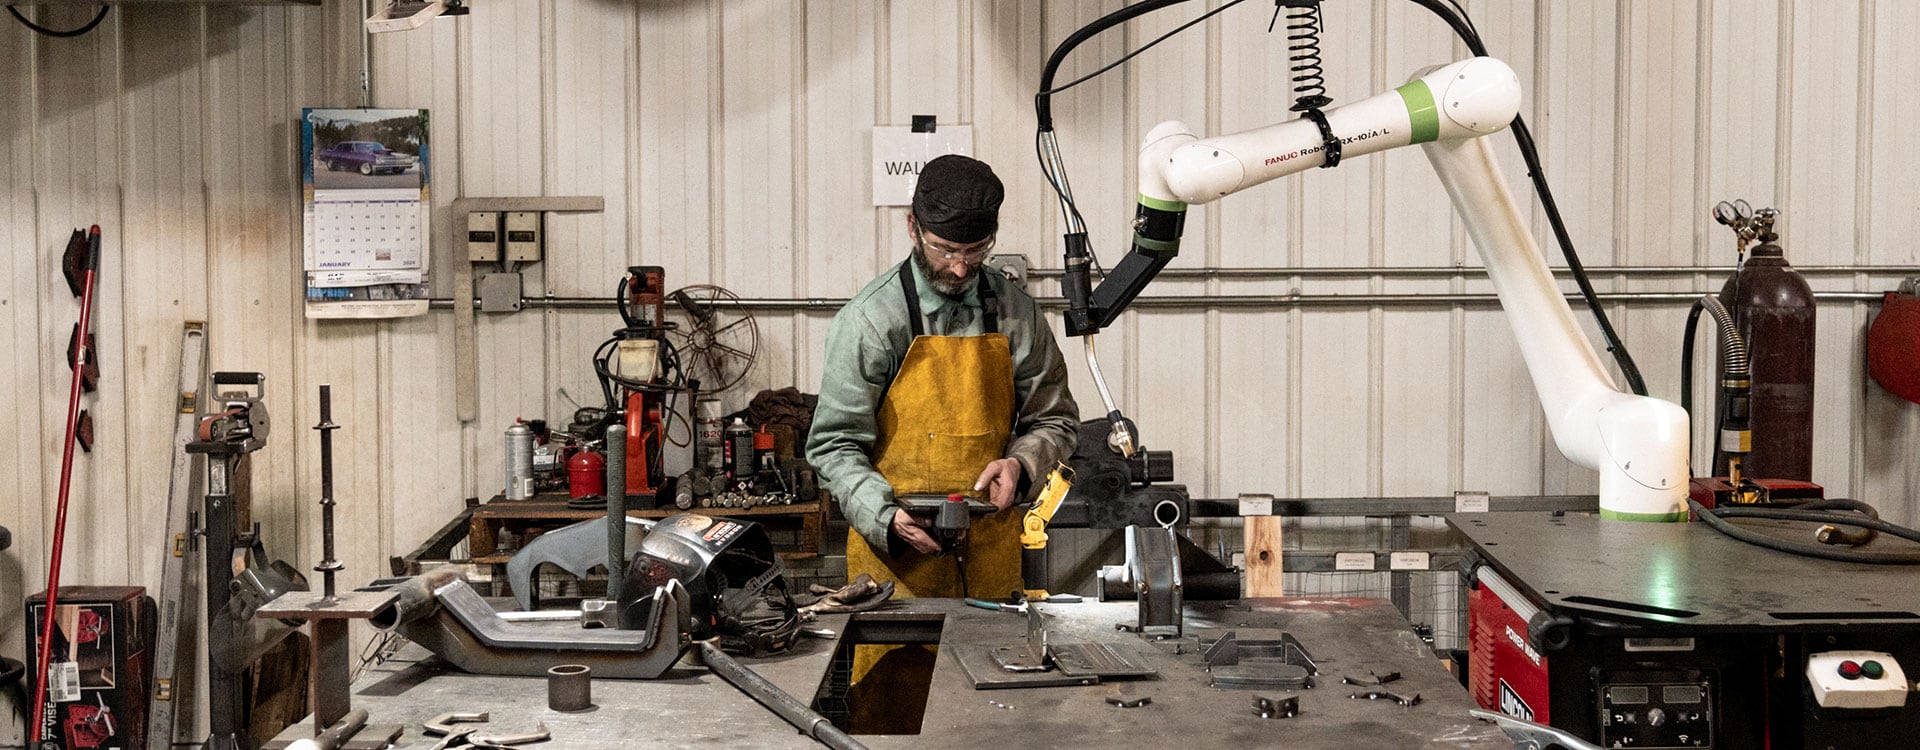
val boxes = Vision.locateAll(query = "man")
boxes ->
[809,154,1079,606]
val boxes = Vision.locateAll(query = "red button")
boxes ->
[1838,660,1863,680]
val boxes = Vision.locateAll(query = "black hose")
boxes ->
[696,641,868,750]
[1035,0,1188,131]
[954,549,970,599]
[1688,499,1920,565]
[1681,299,1704,417]
[1403,0,1649,396]
[8,5,109,38]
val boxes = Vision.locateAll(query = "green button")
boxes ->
[1863,660,1886,679]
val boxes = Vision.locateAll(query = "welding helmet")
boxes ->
[617,513,798,654]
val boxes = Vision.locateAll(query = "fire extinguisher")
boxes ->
[569,449,607,500]
[1699,201,1816,482]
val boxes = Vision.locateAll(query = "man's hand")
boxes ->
[889,508,942,555]
[975,457,1024,512]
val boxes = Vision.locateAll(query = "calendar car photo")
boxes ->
[301,108,429,191]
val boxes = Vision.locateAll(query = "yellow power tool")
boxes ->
[1020,464,1074,602]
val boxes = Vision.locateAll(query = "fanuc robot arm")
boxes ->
[1060,57,1691,521]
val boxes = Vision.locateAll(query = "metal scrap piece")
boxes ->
[424,711,490,735]
[1106,695,1152,709]
[1252,695,1298,719]
[1349,690,1422,706]
[1342,671,1402,686]
[470,721,549,746]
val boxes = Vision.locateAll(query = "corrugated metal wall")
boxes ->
[3,0,1919,737]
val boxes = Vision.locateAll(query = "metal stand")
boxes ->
[258,386,401,750]
[187,372,305,750]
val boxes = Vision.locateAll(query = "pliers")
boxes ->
[964,597,1025,613]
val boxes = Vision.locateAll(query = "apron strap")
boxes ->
[978,273,998,334]
[900,258,999,335]
[897,262,925,338]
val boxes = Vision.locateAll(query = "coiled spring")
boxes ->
[1279,2,1331,112]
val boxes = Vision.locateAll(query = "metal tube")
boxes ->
[1025,263,1920,279]
[285,708,368,750]
[314,385,343,597]
[1474,566,1541,628]
[695,641,868,750]
[427,290,1887,312]
[1083,336,1121,418]
[547,664,593,712]
[604,425,627,603]
[32,228,101,745]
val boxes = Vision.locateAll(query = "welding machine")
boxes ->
[1457,512,1919,748]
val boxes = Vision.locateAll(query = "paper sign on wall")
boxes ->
[871,125,973,206]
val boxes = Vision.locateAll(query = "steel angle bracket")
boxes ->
[506,515,654,611]
[1127,525,1183,636]
[374,569,692,679]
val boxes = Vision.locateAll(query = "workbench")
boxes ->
[305,598,1505,748]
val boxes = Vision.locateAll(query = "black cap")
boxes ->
[911,154,1002,244]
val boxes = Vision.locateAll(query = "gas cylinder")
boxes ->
[568,450,606,499]
[1712,241,1816,481]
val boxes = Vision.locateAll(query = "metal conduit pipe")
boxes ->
[1026,264,1920,279]
[428,291,1886,312]
[695,641,867,750]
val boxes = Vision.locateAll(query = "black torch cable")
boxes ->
[1404,0,1649,396]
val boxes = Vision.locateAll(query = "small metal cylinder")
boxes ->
[505,422,535,500]
[547,664,593,712]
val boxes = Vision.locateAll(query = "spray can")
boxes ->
[697,398,725,475]
[505,421,535,500]
[725,417,754,491]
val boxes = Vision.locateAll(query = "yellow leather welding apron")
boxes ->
[844,263,1021,732]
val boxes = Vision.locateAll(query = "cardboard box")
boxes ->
[26,587,156,750]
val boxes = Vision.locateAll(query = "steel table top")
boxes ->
[306,597,1504,748]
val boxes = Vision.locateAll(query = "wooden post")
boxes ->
[1240,494,1284,597]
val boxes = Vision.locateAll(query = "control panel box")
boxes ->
[1806,650,1909,709]
[504,211,542,262]
[466,211,502,262]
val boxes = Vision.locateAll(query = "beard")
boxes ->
[911,248,974,299]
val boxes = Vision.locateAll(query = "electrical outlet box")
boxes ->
[505,211,542,262]
[466,211,502,263]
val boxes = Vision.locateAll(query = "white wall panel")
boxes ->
[4,7,1920,741]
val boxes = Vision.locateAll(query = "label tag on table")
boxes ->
[1454,491,1490,513]
[1334,552,1375,571]
[1238,494,1275,516]
[1389,551,1431,570]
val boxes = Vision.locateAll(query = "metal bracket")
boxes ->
[372,569,692,680]
[1127,525,1183,636]
[505,515,654,611]
[1252,695,1298,719]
